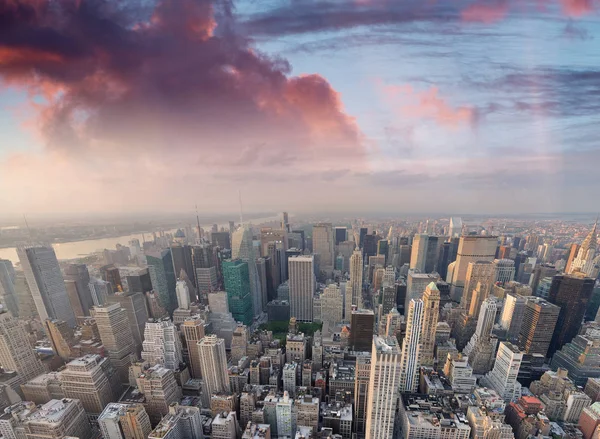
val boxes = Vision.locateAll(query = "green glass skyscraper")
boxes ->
[222,259,253,325]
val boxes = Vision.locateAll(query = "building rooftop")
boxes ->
[373,336,400,353]
[27,399,78,424]
[321,401,353,421]
[401,394,471,432]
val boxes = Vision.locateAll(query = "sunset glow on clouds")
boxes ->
[1,0,600,217]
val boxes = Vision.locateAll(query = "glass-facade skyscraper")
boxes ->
[222,259,253,325]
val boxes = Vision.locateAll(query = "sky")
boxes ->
[1,0,600,219]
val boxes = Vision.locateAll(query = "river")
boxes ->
[0,215,281,265]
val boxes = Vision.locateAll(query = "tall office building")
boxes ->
[107,291,148,356]
[141,318,183,370]
[135,365,182,424]
[548,273,595,357]
[198,336,231,398]
[449,236,498,301]
[399,299,424,392]
[313,223,335,274]
[171,244,196,288]
[335,227,347,245]
[354,353,371,435]
[500,293,527,342]
[410,234,428,271]
[493,259,515,284]
[146,249,177,313]
[98,403,152,439]
[349,249,364,308]
[569,220,598,277]
[517,297,560,357]
[461,261,495,317]
[0,311,45,387]
[101,264,122,293]
[63,264,94,317]
[45,319,75,361]
[420,282,440,366]
[321,284,344,326]
[365,336,400,439]
[60,354,121,415]
[464,298,498,375]
[565,243,581,275]
[17,245,76,327]
[231,225,262,316]
[91,303,135,384]
[148,403,202,439]
[481,342,523,402]
[288,255,315,322]
[182,315,206,379]
[0,259,18,317]
[222,259,253,325]
[350,309,375,352]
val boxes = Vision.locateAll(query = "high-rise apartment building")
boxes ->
[141,318,183,370]
[148,403,202,439]
[420,282,440,366]
[91,303,135,384]
[17,246,76,327]
[449,236,498,301]
[399,299,424,392]
[313,223,335,274]
[60,354,121,415]
[135,364,182,424]
[98,403,152,439]
[231,225,263,316]
[181,315,206,379]
[518,297,560,357]
[548,273,595,357]
[0,399,91,439]
[482,342,523,402]
[365,336,400,439]
[222,259,253,325]
[198,335,231,398]
[0,311,45,388]
[288,255,315,322]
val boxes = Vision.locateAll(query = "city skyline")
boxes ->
[2,0,600,215]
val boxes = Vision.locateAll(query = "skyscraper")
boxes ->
[231,225,262,316]
[91,304,135,384]
[106,291,148,356]
[349,249,363,308]
[313,223,335,274]
[420,282,440,366]
[335,227,347,245]
[449,236,498,302]
[518,296,560,357]
[198,335,230,398]
[98,403,152,439]
[565,243,581,275]
[182,315,206,379]
[60,354,121,415]
[0,310,45,387]
[569,220,598,277]
[461,261,495,317]
[146,249,177,313]
[222,259,253,325]
[135,365,182,424]
[399,299,424,392]
[171,244,196,288]
[288,255,315,322]
[481,342,523,402]
[365,336,400,439]
[17,245,76,327]
[410,234,428,271]
[548,273,595,357]
[500,293,527,342]
[350,309,375,352]
[141,318,183,370]
[464,298,498,375]
[0,259,18,317]
[354,353,371,435]
[63,264,94,317]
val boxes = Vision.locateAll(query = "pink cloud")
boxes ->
[461,2,509,23]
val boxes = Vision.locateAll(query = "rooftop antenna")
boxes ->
[195,204,202,238]
[23,214,32,240]
[238,189,244,226]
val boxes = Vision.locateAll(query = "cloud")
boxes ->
[241,0,598,37]
[380,83,479,128]
[0,0,363,163]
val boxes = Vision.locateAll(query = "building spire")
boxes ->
[580,217,598,253]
